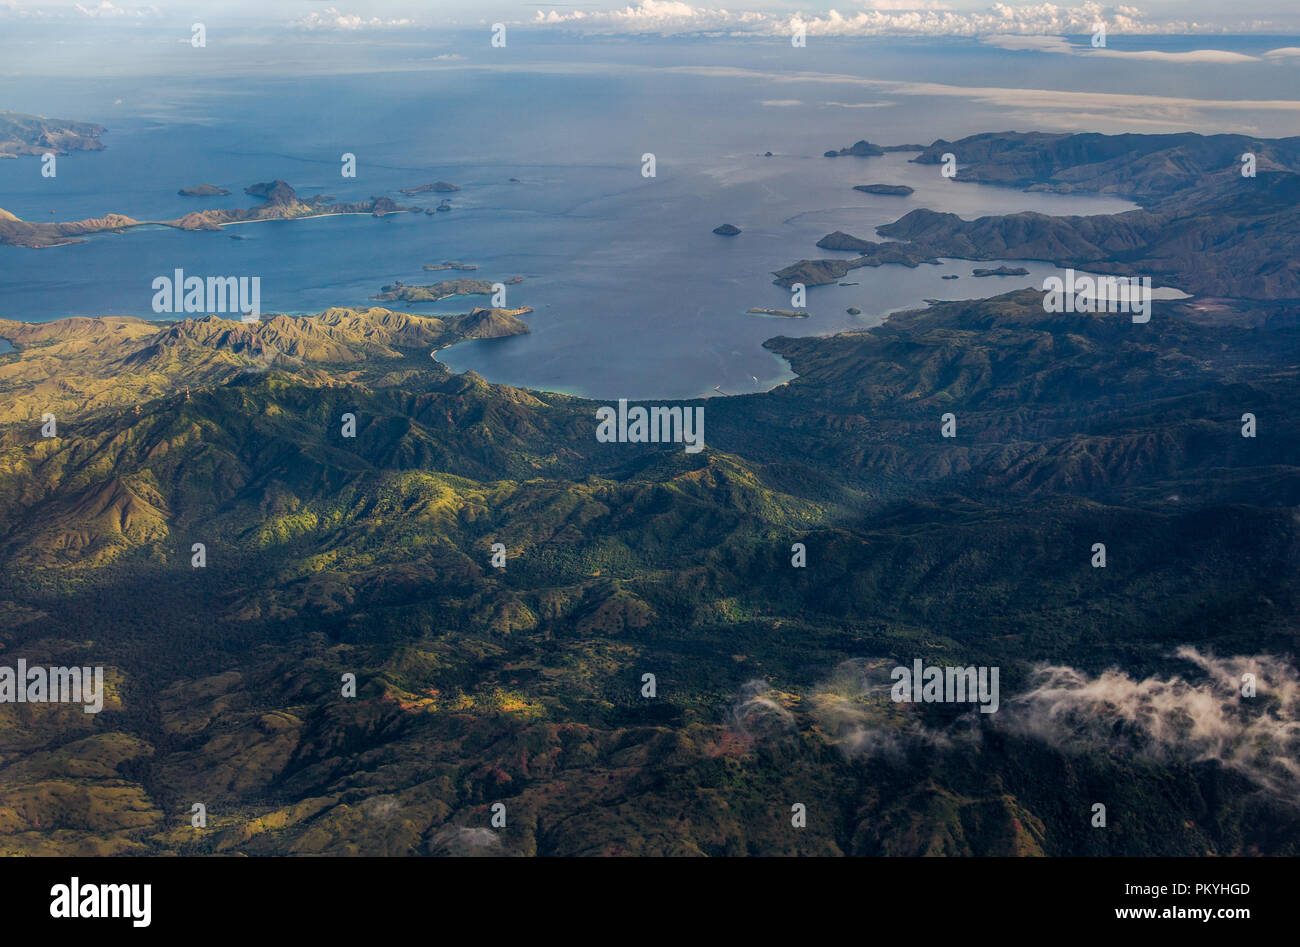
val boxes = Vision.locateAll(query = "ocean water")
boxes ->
[2,32,1293,398]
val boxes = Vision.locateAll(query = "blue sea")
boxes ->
[2,30,1295,398]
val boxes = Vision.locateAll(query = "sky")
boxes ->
[1,1,1300,34]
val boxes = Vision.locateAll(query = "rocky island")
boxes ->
[423,261,478,272]
[372,278,496,303]
[774,239,942,288]
[853,184,914,196]
[0,178,421,248]
[972,265,1030,277]
[824,140,884,158]
[0,110,106,158]
[747,307,808,318]
[401,181,459,195]
[713,224,742,236]
[178,184,232,197]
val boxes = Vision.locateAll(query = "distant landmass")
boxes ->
[0,179,421,249]
[747,307,807,318]
[853,184,914,196]
[0,110,105,158]
[400,181,460,195]
[423,261,478,271]
[823,140,884,158]
[786,131,1300,299]
[823,140,926,158]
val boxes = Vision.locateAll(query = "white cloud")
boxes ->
[1091,47,1261,62]
[760,98,802,106]
[984,35,1264,62]
[1263,46,1300,58]
[982,33,1075,53]
[1003,648,1300,799]
[293,7,413,30]
[532,2,1198,37]
[73,2,154,16]
[862,0,952,9]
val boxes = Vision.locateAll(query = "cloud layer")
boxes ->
[735,648,1300,800]
[532,2,1227,37]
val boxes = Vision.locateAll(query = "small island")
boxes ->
[941,274,959,280]
[824,140,885,158]
[825,139,927,157]
[747,308,808,318]
[853,184,914,196]
[713,224,742,236]
[371,278,495,303]
[0,178,422,249]
[423,261,477,271]
[972,266,1030,277]
[846,307,862,315]
[400,181,459,195]
[178,184,231,197]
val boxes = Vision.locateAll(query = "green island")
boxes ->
[1,131,1298,856]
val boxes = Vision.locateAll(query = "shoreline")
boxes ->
[8,209,408,250]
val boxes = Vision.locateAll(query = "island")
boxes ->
[423,261,478,272]
[774,239,942,288]
[400,181,459,195]
[371,278,495,303]
[178,184,232,197]
[0,111,106,158]
[823,140,927,158]
[853,184,914,196]
[846,307,862,315]
[747,308,808,318]
[972,266,1030,277]
[824,140,884,158]
[0,178,422,248]
[713,224,742,236]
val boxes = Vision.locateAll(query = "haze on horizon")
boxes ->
[1,0,1299,34]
